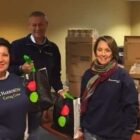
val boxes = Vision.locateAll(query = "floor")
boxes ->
[31,126,63,140]
[39,124,140,140]
[132,132,140,140]
[38,109,140,140]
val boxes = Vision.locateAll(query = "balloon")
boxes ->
[58,116,66,127]
[27,80,37,91]
[23,55,36,72]
[61,104,70,116]
[29,91,38,103]
[64,92,74,100]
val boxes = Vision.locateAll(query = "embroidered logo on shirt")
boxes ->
[44,52,53,56]
[0,88,21,100]
[108,78,120,83]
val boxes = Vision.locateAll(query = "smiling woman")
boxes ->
[0,41,10,79]
[78,35,138,140]
[0,37,33,140]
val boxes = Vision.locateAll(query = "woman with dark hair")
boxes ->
[0,37,30,140]
[78,35,138,140]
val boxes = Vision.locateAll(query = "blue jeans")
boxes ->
[84,129,129,140]
[84,129,102,140]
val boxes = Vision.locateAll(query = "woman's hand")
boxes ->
[58,89,65,98]
[74,128,84,140]
[58,86,69,98]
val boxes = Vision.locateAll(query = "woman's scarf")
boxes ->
[81,59,118,114]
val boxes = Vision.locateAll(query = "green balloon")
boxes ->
[29,91,38,103]
[58,116,66,127]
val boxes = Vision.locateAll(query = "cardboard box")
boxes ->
[66,36,95,43]
[68,81,81,97]
[66,54,91,81]
[66,74,81,82]
[130,74,140,79]
[124,36,140,72]
[66,41,93,82]
[67,28,99,42]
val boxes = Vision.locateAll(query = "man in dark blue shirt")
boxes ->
[9,11,64,140]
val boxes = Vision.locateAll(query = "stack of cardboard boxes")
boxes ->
[124,36,140,131]
[66,29,98,96]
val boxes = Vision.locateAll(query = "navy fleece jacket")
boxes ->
[80,66,138,140]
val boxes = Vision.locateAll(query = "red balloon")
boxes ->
[61,104,70,116]
[27,80,37,91]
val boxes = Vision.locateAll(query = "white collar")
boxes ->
[30,34,46,44]
[0,71,9,80]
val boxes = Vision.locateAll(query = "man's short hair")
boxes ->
[29,11,48,21]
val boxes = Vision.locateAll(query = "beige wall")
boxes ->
[0,0,132,83]
[131,2,140,35]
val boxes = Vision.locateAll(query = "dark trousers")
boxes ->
[27,112,42,140]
